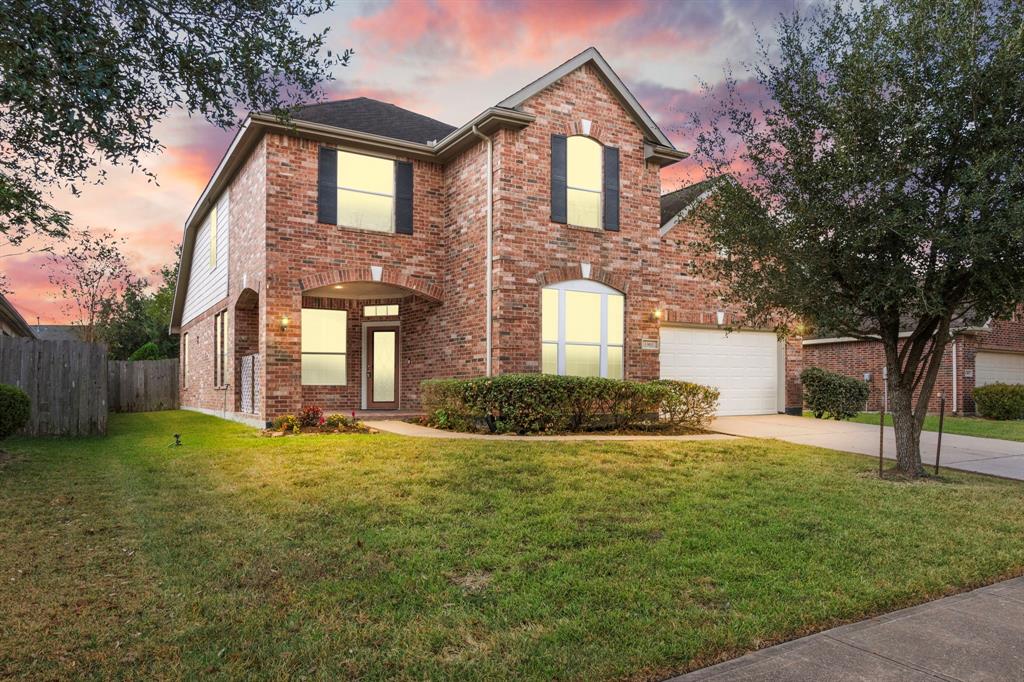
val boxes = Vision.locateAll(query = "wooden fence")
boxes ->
[108,358,179,413]
[0,337,108,436]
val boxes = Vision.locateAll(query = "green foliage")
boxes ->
[98,247,180,360]
[272,414,300,434]
[802,368,870,420]
[323,413,358,430]
[691,0,1024,470]
[650,380,721,427]
[421,374,717,434]
[0,0,351,251]
[0,383,31,438]
[128,342,162,361]
[973,384,1024,421]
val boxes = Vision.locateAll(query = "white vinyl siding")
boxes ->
[660,327,779,416]
[976,351,1024,386]
[182,192,230,325]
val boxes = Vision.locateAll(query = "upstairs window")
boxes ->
[566,136,602,228]
[337,151,395,232]
[541,280,624,379]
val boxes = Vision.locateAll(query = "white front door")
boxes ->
[659,327,780,416]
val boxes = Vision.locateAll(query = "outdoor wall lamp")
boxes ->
[280,315,290,331]
[716,310,726,326]
[652,309,663,321]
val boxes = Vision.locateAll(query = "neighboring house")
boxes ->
[170,47,805,425]
[804,311,1024,414]
[32,325,86,342]
[0,294,35,338]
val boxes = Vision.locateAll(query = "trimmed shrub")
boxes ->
[0,384,31,438]
[128,342,162,361]
[801,367,869,420]
[974,383,1024,420]
[420,374,717,434]
[299,405,324,427]
[651,380,720,428]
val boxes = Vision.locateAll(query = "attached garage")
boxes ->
[976,351,1024,387]
[660,327,782,416]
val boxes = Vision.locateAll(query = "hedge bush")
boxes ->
[0,383,31,438]
[128,342,162,361]
[974,383,1024,420]
[420,374,719,434]
[801,367,869,420]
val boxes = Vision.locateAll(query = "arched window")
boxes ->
[541,279,624,379]
[566,136,602,228]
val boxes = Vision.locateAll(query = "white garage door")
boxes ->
[976,352,1024,386]
[660,327,780,416]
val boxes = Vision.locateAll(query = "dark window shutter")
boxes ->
[550,134,567,223]
[317,147,337,225]
[394,161,414,235]
[603,146,619,231]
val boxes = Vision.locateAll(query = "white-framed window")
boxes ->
[208,204,218,268]
[337,150,394,232]
[301,308,347,385]
[213,311,227,387]
[182,332,189,389]
[566,136,602,228]
[541,279,624,379]
[363,304,399,317]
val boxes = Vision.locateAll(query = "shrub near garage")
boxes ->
[420,374,719,434]
[801,367,869,420]
[974,383,1024,420]
[0,383,31,438]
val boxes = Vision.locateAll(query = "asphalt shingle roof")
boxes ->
[659,176,724,227]
[291,97,457,145]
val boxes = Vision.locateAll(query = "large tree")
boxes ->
[692,0,1024,476]
[0,0,350,254]
[97,248,180,360]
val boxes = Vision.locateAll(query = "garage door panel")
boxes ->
[660,327,779,416]
[976,352,1024,386]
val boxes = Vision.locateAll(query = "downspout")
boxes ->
[471,125,493,376]
[951,337,958,414]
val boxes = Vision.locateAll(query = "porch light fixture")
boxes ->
[716,310,726,326]
[280,315,290,331]
[652,309,663,321]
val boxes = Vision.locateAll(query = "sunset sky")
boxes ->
[6,0,803,324]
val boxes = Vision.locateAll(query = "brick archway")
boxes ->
[298,266,443,302]
[535,264,629,294]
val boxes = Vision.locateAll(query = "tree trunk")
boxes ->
[887,381,924,476]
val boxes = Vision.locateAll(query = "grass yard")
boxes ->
[2,412,1024,681]
[847,411,1024,442]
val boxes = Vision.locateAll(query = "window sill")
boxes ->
[325,222,400,236]
[563,223,606,233]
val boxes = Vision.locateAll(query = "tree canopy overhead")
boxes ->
[0,0,351,251]
[692,0,1024,475]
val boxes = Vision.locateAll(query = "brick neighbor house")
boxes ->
[170,47,804,426]
[804,313,1024,415]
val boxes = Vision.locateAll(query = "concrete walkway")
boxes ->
[668,576,1024,681]
[713,414,1024,480]
[369,419,737,442]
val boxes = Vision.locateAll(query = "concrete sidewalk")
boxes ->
[713,414,1024,480]
[668,576,1024,681]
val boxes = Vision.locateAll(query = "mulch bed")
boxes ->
[262,424,377,437]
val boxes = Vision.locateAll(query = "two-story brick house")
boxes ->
[170,48,804,425]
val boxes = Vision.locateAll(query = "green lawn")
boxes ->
[2,412,1024,681]
[847,412,1024,442]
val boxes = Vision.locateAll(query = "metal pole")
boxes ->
[879,404,885,478]
[935,393,945,476]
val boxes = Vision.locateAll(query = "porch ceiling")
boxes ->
[303,282,410,300]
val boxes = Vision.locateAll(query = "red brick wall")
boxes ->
[803,334,977,414]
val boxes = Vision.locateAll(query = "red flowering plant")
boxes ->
[299,405,324,427]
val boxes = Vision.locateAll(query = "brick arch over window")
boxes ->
[561,120,607,144]
[298,266,444,303]
[535,265,629,294]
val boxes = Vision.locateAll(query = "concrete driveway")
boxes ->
[712,414,1024,480]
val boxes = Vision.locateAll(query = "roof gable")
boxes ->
[497,47,673,148]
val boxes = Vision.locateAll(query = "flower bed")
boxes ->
[266,408,374,436]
